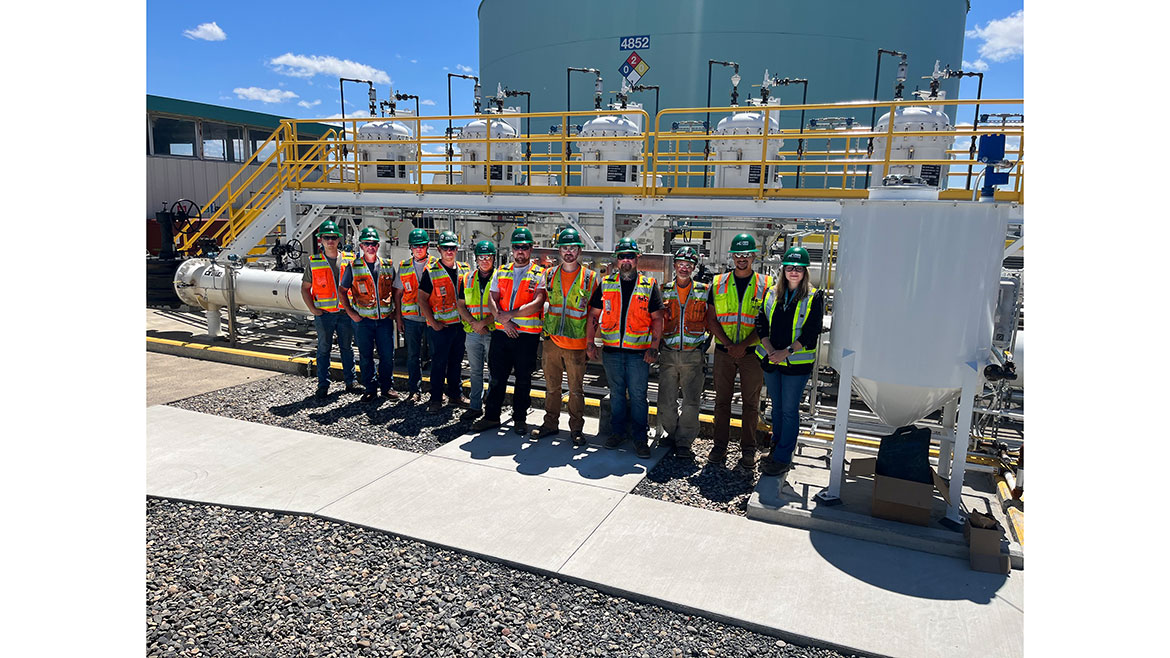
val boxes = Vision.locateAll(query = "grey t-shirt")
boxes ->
[393,257,431,322]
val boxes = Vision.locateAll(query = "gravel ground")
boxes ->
[632,439,765,517]
[147,498,858,658]
[169,373,478,453]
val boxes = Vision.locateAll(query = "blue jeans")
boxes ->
[427,324,466,401]
[602,350,651,441]
[465,330,491,410]
[763,370,811,465]
[403,319,427,394]
[313,311,356,389]
[354,316,395,393]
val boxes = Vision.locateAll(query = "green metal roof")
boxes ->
[146,95,334,137]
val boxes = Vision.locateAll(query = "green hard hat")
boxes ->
[614,237,641,256]
[317,219,340,237]
[511,226,535,245]
[474,240,496,256]
[408,228,430,247]
[673,246,700,264]
[556,228,584,247]
[729,233,758,254]
[781,246,811,267]
[437,230,459,247]
[358,226,381,243]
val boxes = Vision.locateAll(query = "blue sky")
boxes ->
[147,1,1022,126]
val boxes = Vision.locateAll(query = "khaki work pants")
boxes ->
[541,340,588,433]
[713,348,764,452]
[656,346,706,447]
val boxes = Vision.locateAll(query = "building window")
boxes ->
[249,128,278,162]
[153,117,197,157]
[203,122,245,162]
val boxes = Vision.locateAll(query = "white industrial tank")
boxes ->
[871,94,953,187]
[174,259,311,316]
[829,185,1009,427]
[577,105,643,187]
[710,103,784,189]
[357,119,418,184]
[460,110,521,186]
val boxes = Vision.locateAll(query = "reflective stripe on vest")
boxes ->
[398,256,435,318]
[543,266,597,340]
[713,272,772,346]
[309,252,353,312]
[460,269,493,333]
[599,273,655,350]
[662,279,709,351]
[754,286,819,364]
[426,261,470,325]
[494,262,545,334]
[349,257,395,320]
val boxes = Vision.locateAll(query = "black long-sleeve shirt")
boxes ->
[755,289,825,376]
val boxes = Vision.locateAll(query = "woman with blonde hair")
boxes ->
[755,246,825,479]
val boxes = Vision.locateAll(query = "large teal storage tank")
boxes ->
[479,0,968,182]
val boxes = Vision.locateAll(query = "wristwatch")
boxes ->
[786,345,795,354]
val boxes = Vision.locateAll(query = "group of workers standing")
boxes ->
[300,219,823,478]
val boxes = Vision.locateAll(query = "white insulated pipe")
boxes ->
[174,259,311,336]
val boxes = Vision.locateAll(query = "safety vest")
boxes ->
[754,286,819,365]
[398,256,436,319]
[349,257,395,320]
[542,265,598,340]
[493,262,545,334]
[661,279,710,351]
[712,271,773,346]
[308,251,353,312]
[426,260,471,325]
[599,272,656,350]
[460,269,494,333]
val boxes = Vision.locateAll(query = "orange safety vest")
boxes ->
[599,272,656,350]
[398,256,436,319]
[493,262,545,334]
[309,251,353,312]
[349,257,396,320]
[426,260,471,325]
[662,279,710,351]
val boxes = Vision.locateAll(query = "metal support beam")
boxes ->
[560,212,599,249]
[1003,235,1024,259]
[815,348,854,504]
[600,197,616,251]
[937,397,958,478]
[627,214,664,242]
[945,362,981,523]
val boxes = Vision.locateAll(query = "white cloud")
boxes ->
[269,53,391,84]
[442,66,449,71]
[965,10,1023,63]
[420,99,436,106]
[961,59,989,72]
[234,87,299,103]
[298,99,322,109]
[410,59,418,64]
[420,125,436,134]
[456,64,473,73]
[183,21,226,41]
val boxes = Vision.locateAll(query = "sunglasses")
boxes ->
[320,235,339,240]
[783,265,805,272]
[512,245,532,251]
[361,242,379,247]
[616,254,637,261]
[476,255,494,261]
[439,246,458,251]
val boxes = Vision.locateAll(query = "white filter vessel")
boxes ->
[829,188,1008,426]
[174,259,311,315]
[357,119,418,184]
[460,111,521,185]
[710,106,783,188]
[577,106,643,187]
[872,99,953,187]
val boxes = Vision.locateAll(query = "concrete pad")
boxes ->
[146,406,418,513]
[560,495,1023,658]
[147,351,277,406]
[317,454,624,573]
[429,409,668,492]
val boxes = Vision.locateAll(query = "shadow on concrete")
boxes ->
[454,430,652,481]
[807,528,1011,603]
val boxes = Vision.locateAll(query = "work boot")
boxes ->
[360,391,379,403]
[707,446,727,465]
[660,435,677,450]
[571,431,587,447]
[471,416,501,432]
[463,407,483,419]
[760,459,788,477]
[633,439,652,459]
[674,444,695,460]
[530,424,559,441]
[736,454,756,471]
[449,395,469,408]
[427,398,443,412]
[604,435,624,450]
[513,419,528,435]
[381,388,400,401]
[345,382,365,395]
[314,386,329,401]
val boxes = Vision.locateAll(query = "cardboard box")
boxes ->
[848,457,952,527]
[965,518,1011,574]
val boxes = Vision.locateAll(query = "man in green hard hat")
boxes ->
[472,226,547,434]
[456,240,498,416]
[394,227,436,402]
[656,245,710,459]
[417,230,472,412]
[707,232,773,470]
[339,226,399,402]
[531,227,600,446]
[299,219,362,400]
[586,237,664,459]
